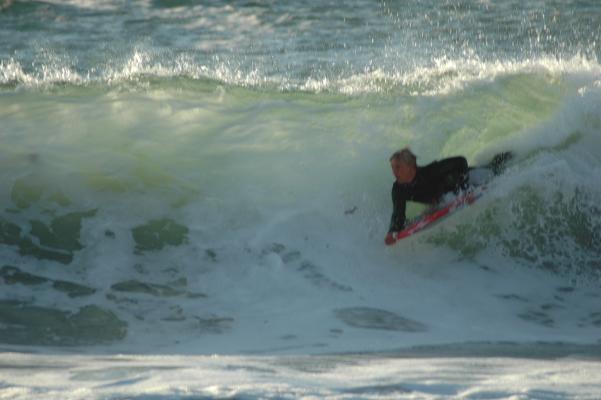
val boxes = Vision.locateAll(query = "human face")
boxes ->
[390,159,415,183]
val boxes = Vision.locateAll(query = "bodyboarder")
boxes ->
[385,148,511,245]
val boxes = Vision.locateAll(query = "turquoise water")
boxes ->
[0,1,600,353]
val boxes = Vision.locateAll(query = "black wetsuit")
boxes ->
[388,156,469,233]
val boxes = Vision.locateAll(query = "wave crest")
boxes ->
[2,50,599,96]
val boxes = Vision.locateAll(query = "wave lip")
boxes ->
[2,52,600,96]
[0,57,84,88]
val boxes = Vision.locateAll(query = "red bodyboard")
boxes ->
[395,189,483,241]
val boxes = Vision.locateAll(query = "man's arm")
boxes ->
[385,185,407,245]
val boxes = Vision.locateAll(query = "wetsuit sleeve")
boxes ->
[388,184,407,233]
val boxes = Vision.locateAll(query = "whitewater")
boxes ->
[1,1,601,398]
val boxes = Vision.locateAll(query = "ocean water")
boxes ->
[1,0,601,398]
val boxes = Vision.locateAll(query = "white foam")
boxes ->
[3,49,599,97]
[40,0,119,11]
[1,352,600,400]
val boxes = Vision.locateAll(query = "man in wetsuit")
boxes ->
[385,148,469,246]
[384,148,512,245]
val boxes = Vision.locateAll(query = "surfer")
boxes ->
[385,148,511,245]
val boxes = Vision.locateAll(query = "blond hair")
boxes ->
[389,147,417,168]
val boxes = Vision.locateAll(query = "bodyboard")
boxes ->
[395,187,484,241]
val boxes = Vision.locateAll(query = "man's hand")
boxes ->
[384,232,397,246]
